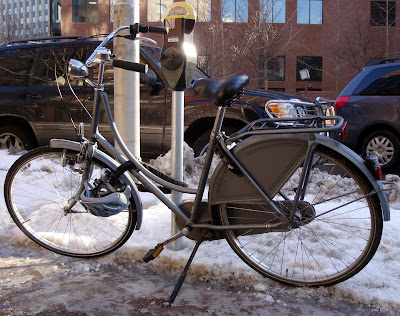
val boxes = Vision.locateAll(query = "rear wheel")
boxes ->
[4,147,137,258]
[219,146,383,286]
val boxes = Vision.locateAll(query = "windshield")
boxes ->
[141,45,209,80]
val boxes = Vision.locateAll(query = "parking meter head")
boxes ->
[161,2,197,91]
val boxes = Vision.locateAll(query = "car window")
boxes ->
[31,45,88,87]
[354,65,400,96]
[0,47,36,86]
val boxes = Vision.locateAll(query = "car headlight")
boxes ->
[265,101,298,118]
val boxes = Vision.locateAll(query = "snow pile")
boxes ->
[1,148,400,314]
[149,142,219,187]
[385,174,400,207]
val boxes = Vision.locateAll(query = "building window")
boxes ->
[297,0,322,24]
[296,56,322,81]
[147,0,173,23]
[267,56,285,81]
[72,0,98,23]
[261,0,286,23]
[371,1,396,26]
[222,0,248,23]
[187,0,211,22]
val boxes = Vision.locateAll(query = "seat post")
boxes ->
[189,106,226,224]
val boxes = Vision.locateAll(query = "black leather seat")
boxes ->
[192,73,249,106]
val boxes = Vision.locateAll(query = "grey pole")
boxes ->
[170,90,184,250]
[113,0,140,158]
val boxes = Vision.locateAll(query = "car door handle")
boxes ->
[27,94,42,100]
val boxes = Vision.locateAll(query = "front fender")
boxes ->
[50,139,144,229]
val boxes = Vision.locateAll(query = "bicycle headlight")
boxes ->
[68,59,89,78]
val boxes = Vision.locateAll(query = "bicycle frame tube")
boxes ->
[81,35,305,230]
[87,86,295,229]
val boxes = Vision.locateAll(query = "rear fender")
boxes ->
[50,139,144,229]
[314,134,390,221]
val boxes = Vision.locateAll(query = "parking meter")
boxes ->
[161,2,197,91]
[161,2,197,251]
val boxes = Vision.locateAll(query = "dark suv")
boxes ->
[0,37,308,157]
[333,58,400,173]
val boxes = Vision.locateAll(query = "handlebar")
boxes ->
[86,23,168,68]
[112,59,148,74]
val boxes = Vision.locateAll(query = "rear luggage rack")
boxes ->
[227,98,343,143]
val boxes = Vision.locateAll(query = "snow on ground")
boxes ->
[1,148,400,314]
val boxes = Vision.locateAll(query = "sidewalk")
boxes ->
[0,241,388,316]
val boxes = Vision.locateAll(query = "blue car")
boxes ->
[333,58,400,173]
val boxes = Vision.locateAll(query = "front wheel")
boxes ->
[219,146,383,286]
[4,147,137,258]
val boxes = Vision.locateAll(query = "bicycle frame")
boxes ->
[86,85,293,231]
[59,24,390,240]
[77,65,354,236]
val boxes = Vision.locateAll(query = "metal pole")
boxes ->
[113,0,140,158]
[170,90,184,250]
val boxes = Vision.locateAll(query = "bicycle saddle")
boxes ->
[193,73,249,106]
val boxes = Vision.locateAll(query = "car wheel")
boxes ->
[0,125,35,153]
[192,125,239,156]
[361,130,400,173]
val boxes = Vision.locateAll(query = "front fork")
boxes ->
[62,140,96,215]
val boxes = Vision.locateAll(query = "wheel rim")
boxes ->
[0,132,25,151]
[366,136,394,166]
[7,150,133,256]
[220,148,380,286]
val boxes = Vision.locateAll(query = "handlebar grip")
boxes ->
[142,25,168,34]
[112,59,148,74]
[130,24,168,35]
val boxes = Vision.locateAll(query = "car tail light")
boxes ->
[334,96,350,110]
[341,120,348,141]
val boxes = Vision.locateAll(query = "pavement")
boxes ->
[0,240,390,316]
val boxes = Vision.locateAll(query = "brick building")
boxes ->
[60,0,400,98]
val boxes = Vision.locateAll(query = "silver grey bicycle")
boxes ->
[3,23,391,305]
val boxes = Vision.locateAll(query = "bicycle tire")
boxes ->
[4,147,137,258]
[219,145,383,286]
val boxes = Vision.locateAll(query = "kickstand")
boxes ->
[162,240,203,307]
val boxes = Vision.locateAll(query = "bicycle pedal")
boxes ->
[143,243,164,262]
